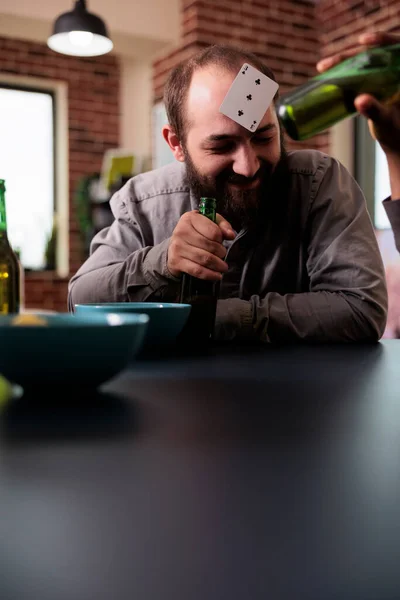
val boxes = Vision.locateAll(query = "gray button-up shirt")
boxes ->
[68,150,388,342]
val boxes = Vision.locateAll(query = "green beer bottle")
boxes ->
[179,197,219,345]
[0,179,20,314]
[277,42,400,141]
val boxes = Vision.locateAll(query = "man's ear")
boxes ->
[162,125,185,162]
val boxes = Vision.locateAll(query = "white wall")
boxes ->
[120,57,153,167]
[329,119,355,176]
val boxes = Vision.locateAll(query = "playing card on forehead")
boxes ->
[219,63,279,132]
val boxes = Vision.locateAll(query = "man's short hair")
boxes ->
[163,44,278,143]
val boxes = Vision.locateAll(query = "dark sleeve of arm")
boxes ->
[215,159,388,343]
[68,188,180,310]
[383,198,400,253]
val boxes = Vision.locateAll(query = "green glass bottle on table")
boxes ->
[0,179,20,314]
[277,42,400,140]
[179,197,220,345]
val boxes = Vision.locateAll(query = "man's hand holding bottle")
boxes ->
[168,211,235,280]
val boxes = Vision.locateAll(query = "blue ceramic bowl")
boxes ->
[75,302,191,347]
[0,312,149,389]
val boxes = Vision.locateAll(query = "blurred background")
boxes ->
[0,0,399,335]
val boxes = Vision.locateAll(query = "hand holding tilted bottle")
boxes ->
[317,31,400,199]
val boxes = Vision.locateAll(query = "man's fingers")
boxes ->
[186,234,227,260]
[355,94,383,121]
[317,31,400,73]
[168,226,228,279]
[191,212,235,242]
[186,210,235,241]
[354,94,392,125]
[355,94,381,142]
[216,214,236,239]
[178,258,224,281]
[316,43,369,72]
[167,210,235,279]
[354,94,400,154]
[190,212,224,243]
[317,50,358,73]
[179,243,228,275]
[358,31,399,46]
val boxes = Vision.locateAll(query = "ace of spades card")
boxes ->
[219,63,279,132]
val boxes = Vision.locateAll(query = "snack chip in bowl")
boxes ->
[11,314,48,327]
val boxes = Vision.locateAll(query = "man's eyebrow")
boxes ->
[254,123,276,135]
[204,123,276,143]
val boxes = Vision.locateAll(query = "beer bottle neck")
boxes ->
[199,197,217,223]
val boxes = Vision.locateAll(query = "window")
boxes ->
[0,75,68,275]
[354,116,391,229]
[0,85,54,270]
[152,102,175,169]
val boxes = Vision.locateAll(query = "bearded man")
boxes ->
[68,45,387,342]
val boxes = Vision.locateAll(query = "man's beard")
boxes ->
[184,141,288,231]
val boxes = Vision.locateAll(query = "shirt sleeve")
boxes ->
[383,197,400,253]
[215,158,388,343]
[67,185,180,311]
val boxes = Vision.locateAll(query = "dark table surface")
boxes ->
[1,340,400,600]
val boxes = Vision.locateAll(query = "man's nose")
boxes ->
[232,145,260,179]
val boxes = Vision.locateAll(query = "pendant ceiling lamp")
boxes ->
[47,0,113,57]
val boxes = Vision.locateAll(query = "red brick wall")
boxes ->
[0,36,120,311]
[153,0,328,152]
[317,0,400,56]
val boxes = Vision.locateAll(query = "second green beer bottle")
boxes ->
[277,42,400,141]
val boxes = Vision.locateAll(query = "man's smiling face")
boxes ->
[180,66,285,229]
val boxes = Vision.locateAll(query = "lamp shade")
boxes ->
[47,0,113,57]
